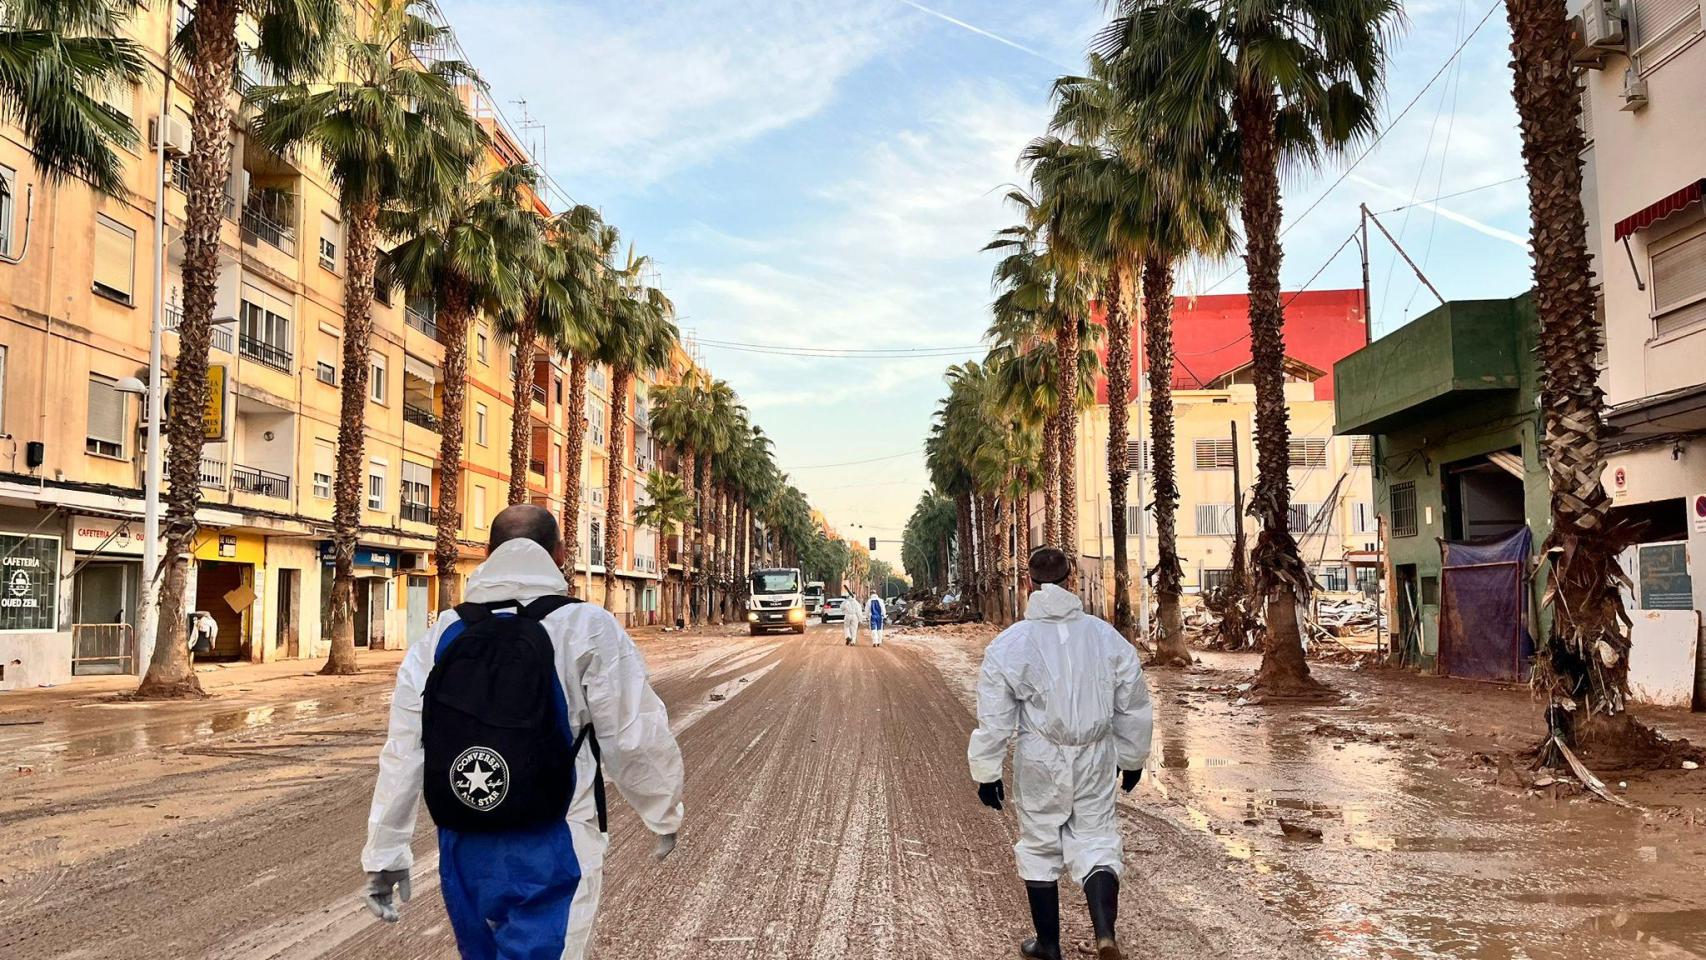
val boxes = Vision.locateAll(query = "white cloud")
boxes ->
[440,0,902,188]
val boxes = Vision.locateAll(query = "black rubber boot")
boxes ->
[1084,869,1121,960]
[1020,881,1062,960]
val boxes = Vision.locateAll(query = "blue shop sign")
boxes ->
[318,543,398,568]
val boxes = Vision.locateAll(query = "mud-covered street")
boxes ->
[4,622,1706,959]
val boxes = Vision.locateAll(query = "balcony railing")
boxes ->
[529,457,547,476]
[239,334,292,372]
[241,194,296,255]
[164,304,235,352]
[198,456,225,489]
[403,403,441,432]
[232,464,290,499]
[401,501,435,525]
[531,383,547,406]
[405,305,439,340]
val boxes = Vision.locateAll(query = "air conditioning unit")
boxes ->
[1621,68,1649,110]
[1569,0,1626,67]
[150,114,192,158]
[400,551,429,572]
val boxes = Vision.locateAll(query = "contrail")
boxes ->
[1349,174,1528,248]
[895,0,1072,68]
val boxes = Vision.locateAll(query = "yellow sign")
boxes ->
[205,364,227,441]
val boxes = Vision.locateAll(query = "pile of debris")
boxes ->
[1312,597,1384,637]
[896,588,979,627]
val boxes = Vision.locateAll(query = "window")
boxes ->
[1288,438,1328,470]
[312,440,334,499]
[1352,500,1378,535]
[86,376,127,457]
[1201,568,1234,592]
[476,327,489,364]
[475,403,488,446]
[589,405,605,447]
[1125,504,1156,537]
[0,346,8,433]
[374,252,394,306]
[1195,503,1235,536]
[93,215,136,303]
[554,376,564,404]
[316,360,337,385]
[1317,566,1349,592]
[238,285,292,370]
[1351,437,1374,466]
[1651,228,1706,337]
[96,81,134,131]
[1193,438,1236,470]
[319,213,340,272]
[370,354,387,405]
[1289,502,1324,534]
[367,461,386,511]
[0,165,14,256]
[1126,439,1151,473]
[402,461,431,520]
[1391,482,1418,538]
[1630,0,1702,67]
[473,484,488,528]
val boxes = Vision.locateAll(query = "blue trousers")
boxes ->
[439,821,582,960]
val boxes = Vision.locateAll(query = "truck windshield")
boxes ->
[805,585,824,599]
[750,571,800,594]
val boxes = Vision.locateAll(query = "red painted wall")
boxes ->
[1092,288,1366,402]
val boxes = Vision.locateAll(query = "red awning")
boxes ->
[1614,178,1706,242]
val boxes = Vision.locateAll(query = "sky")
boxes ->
[441,0,1535,568]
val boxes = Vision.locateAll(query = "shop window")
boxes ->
[86,375,126,458]
[1391,482,1419,538]
[93,215,136,304]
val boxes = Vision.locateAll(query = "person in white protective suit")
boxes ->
[360,504,685,960]
[842,586,861,646]
[867,593,886,646]
[967,547,1153,960]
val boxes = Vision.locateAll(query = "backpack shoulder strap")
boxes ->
[569,724,609,834]
[520,594,582,621]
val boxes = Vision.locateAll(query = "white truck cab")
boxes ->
[747,567,808,635]
[804,581,825,616]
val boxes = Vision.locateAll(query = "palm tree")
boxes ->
[634,468,693,626]
[1104,0,1398,690]
[695,378,739,623]
[385,164,537,609]
[650,370,707,623]
[0,0,147,197]
[598,257,677,612]
[556,216,621,593]
[137,0,336,698]
[1502,0,1648,761]
[248,0,481,674]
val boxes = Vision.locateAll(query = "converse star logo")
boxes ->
[449,746,509,812]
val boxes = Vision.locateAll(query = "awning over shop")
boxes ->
[1614,178,1706,242]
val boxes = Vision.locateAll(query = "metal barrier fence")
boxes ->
[72,623,135,676]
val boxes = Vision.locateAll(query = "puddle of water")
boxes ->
[1583,909,1706,954]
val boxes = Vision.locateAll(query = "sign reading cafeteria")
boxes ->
[0,534,61,632]
[71,515,147,556]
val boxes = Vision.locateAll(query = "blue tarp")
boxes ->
[1437,527,1534,683]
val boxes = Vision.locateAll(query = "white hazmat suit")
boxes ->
[362,539,685,959]
[967,583,1153,885]
[843,594,860,645]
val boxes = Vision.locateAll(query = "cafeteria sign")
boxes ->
[0,534,60,632]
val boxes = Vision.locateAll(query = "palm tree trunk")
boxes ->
[603,367,631,612]
[719,483,733,621]
[324,196,381,676]
[1056,312,1080,570]
[700,454,719,625]
[680,444,698,625]
[1105,264,1135,639]
[506,315,538,505]
[1506,0,1644,759]
[955,493,974,601]
[1235,82,1313,692]
[1006,486,1020,623]
[560,356,589,594]
[1145,255,1191,667]
[138,0,240,698]
[433,283,474,612]
[1042,417,1059,547]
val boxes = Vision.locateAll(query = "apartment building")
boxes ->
[1570,0,1706,696]
[0,2,680,687]
[1052,290,1377,617]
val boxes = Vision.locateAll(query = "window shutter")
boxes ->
[1631,0,1698,63]
[1194,438,1235,469]
[1652,231,1706,336]
[1287,438,1328,469]
[87,378,124,444]
[93,217,135,299]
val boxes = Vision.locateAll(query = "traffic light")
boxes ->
[868,537,877,551]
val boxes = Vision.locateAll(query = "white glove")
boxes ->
[653,832,678,862]
[364,869,412,922]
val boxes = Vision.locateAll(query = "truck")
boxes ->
[804,581,826,616]
[746,567,807,635]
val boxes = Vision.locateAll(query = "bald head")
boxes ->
[489,504,563,563]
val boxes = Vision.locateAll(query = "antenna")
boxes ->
[510,97,548,175]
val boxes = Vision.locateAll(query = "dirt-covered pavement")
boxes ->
[3,621,1704,959]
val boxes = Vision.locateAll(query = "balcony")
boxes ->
[531,383,547,407]
[164,303,235,352]
[240,191,296,255]
[239,334,292,372]
[198,456,226,490]
[232,464,289,499]
[403,403,441,432]
[405,303,439,340]
[401,501,435,525]
[529,456,547,476]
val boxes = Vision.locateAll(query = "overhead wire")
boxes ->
[1174,228,1362,359]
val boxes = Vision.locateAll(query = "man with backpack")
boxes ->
[360,504,685,960]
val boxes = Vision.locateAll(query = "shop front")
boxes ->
[68,514,148,675]
[191,529,265,662]
[319,544,400,649]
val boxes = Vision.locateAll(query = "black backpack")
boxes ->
[422,595,603,833]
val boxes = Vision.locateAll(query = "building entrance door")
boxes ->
[278,569,300,658]
[194,561,250,661]
[406,575,429,645]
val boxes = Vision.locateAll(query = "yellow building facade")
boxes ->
[0,2,687,686]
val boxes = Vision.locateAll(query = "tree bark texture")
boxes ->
[1042,417,1060,548]
[603,367,631,612]
[560,357,589,595]
[138,0,241,698]
[432,282,473,612]
[1105,264,1135,639]
[1055,312,1080,567]
[679,445,698,624]
[506,316,538,506]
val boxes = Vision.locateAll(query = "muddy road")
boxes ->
[2,624,1299,960]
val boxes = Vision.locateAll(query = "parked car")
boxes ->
[821,597,846,622]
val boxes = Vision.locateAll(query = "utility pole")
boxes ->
[1230,419,1247,601]
[1132,301,1151,645]
[139,15,175,673]
[1359,206,1373,345]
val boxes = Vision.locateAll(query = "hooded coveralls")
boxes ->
[361,540,686,960]
[967,583,1153,885]
[843,596,861,644]
[868,596,886,646]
